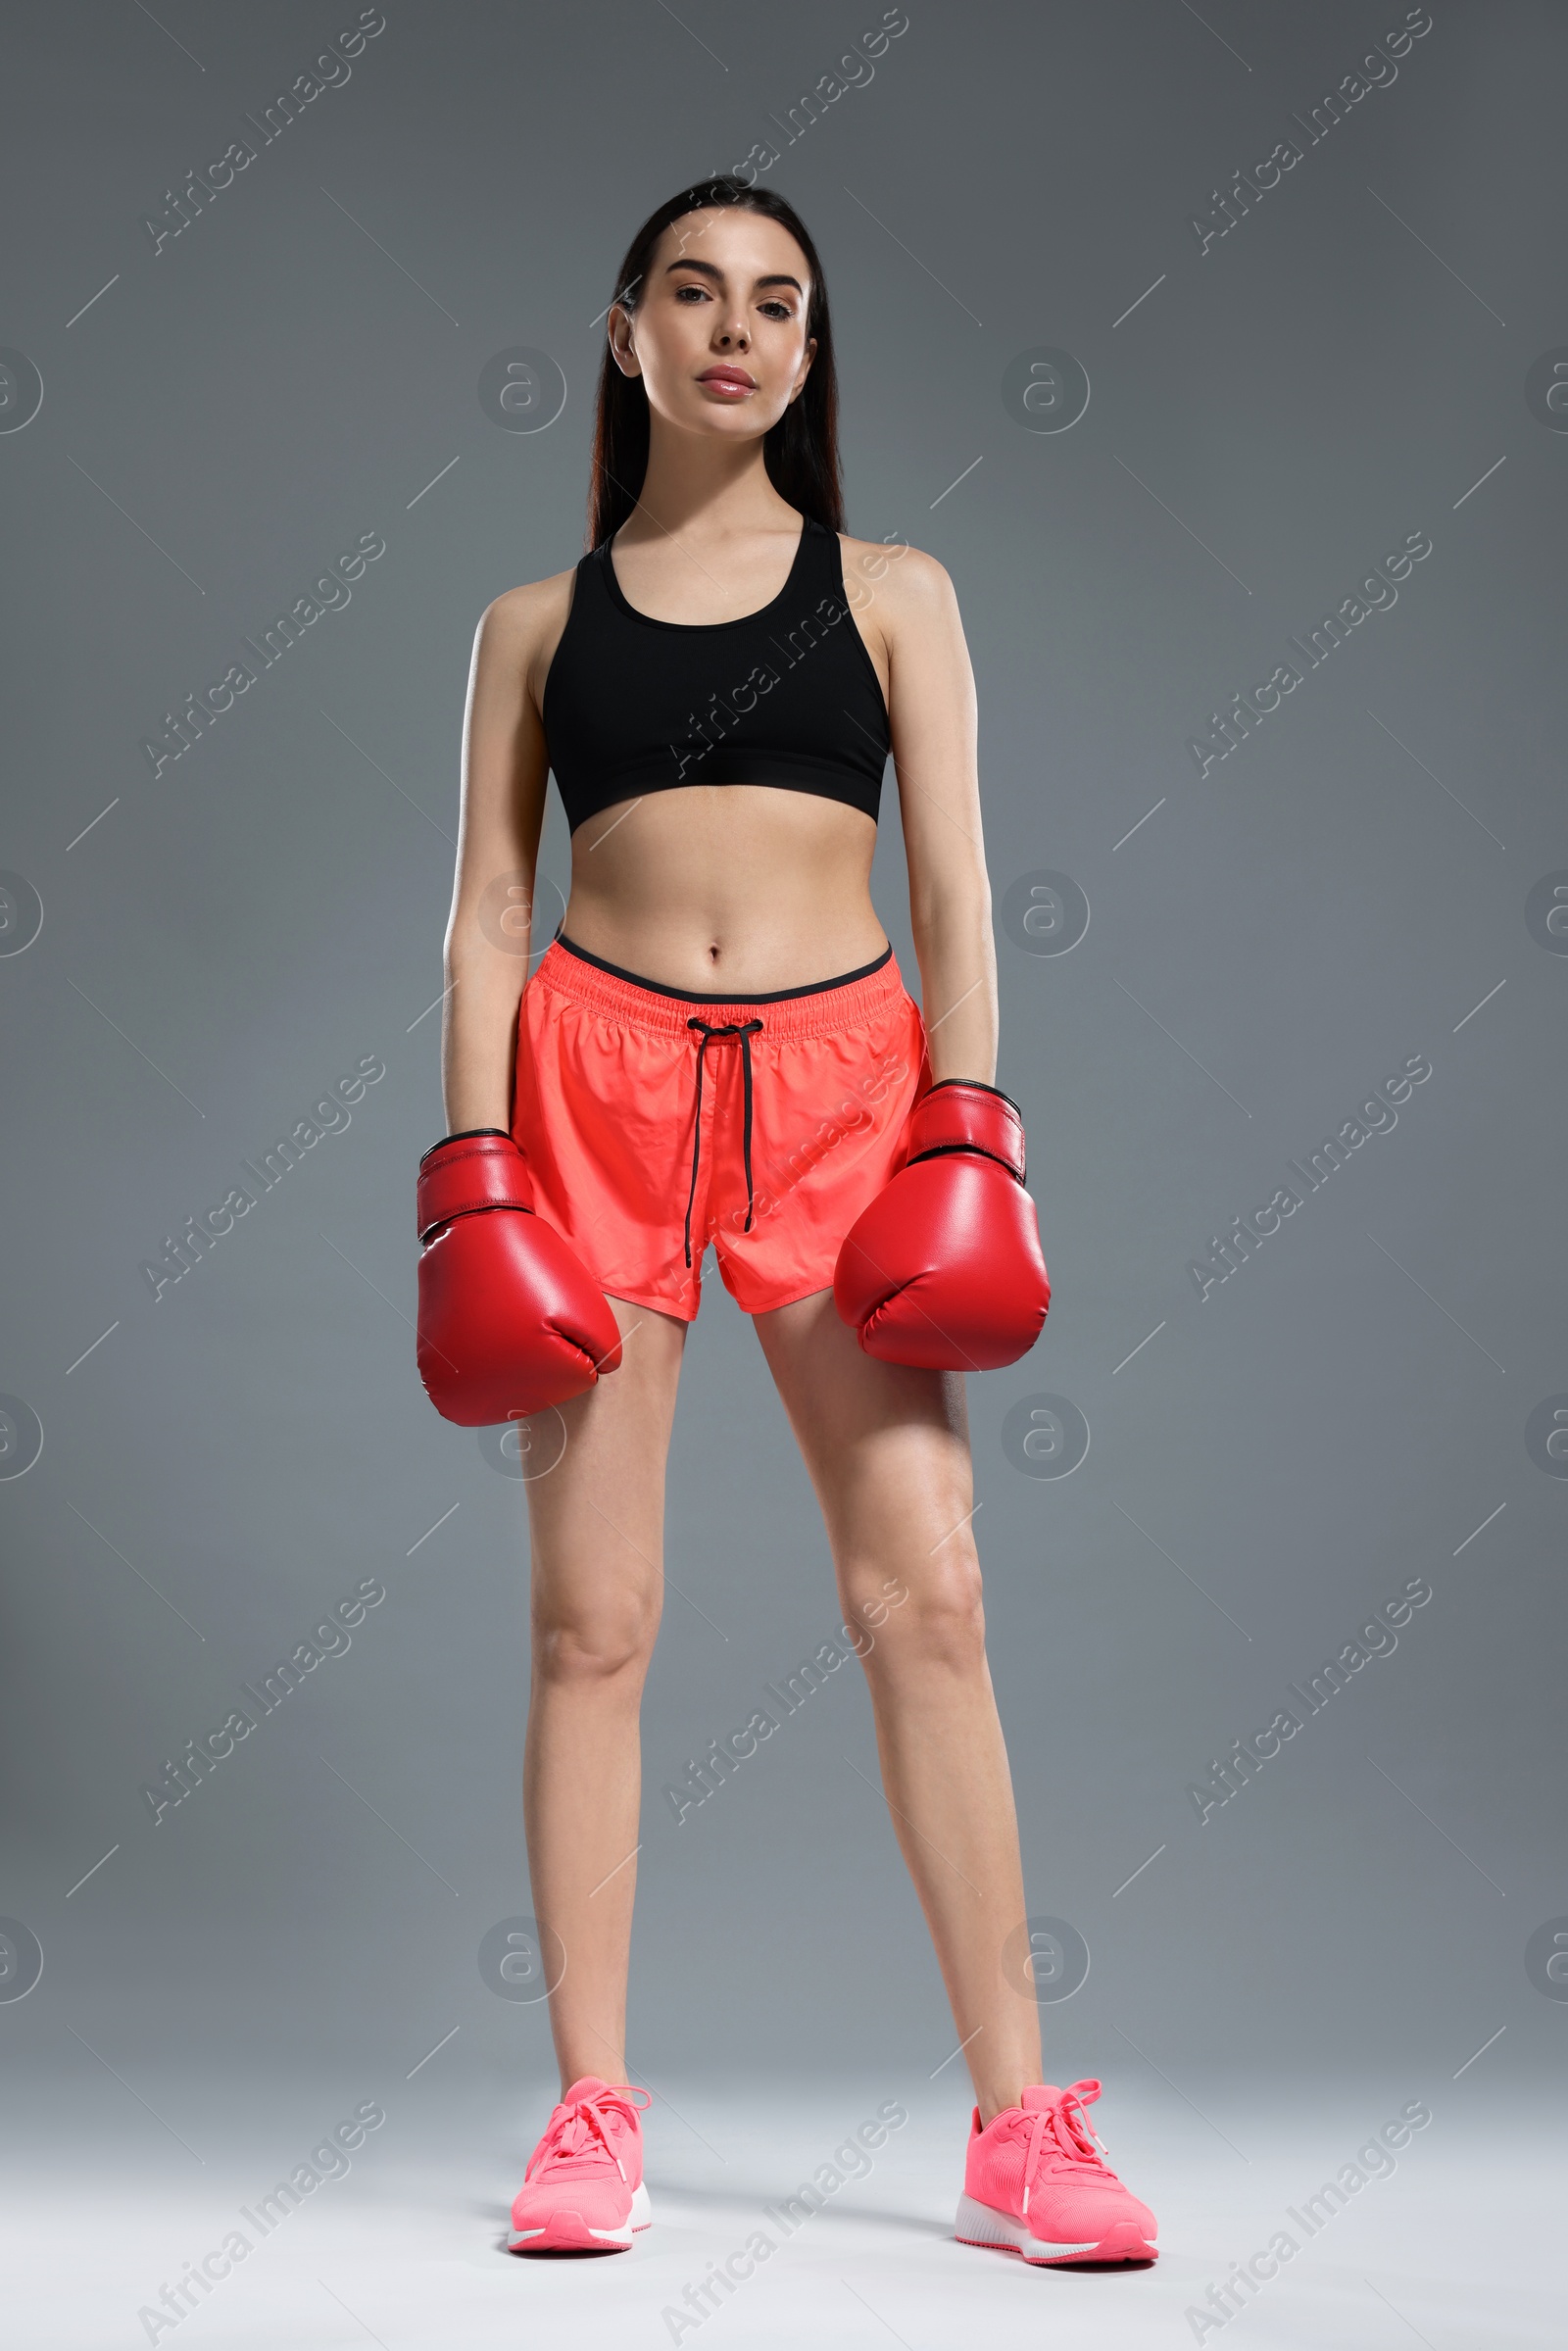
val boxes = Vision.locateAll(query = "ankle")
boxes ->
[558,2060,626,2097]
[977,2083,1028,2128]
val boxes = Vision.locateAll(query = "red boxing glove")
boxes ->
[416,1130,622,1425]
[834,1079,1050,1371]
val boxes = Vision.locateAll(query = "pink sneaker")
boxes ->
[956,2079,1157,2266]
[508,2076,652,2253]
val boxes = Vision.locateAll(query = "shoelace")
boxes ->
[526,2083,652,2184]
[1017,2079,1117,2219]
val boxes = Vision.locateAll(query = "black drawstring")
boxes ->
[683,1017,764,1266]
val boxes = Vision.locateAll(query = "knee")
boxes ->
[532,1590,659,1686]
[847,1549,986,1678]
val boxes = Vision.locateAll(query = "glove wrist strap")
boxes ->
[905,1078,1027,1184]
[417,1131,533,1242]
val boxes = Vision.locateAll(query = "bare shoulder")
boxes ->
[838,533,960,685]
[839,531,956,616]
[472,563,579,707]
[478,564,577,649]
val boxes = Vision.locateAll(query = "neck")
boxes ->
[623,419,793,545]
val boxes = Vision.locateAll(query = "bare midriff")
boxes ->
[559,783,888,995]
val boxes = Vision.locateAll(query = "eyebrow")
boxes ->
[663,257,805,296]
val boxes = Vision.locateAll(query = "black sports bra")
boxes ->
[541,513,891,837]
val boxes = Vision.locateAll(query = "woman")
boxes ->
[416,177,1156,2271]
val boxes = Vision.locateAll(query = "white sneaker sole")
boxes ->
[956,2192,1156,2266]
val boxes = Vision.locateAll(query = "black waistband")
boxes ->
[554,932,892,1004]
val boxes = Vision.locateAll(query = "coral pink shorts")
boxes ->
[512,934,931,1321]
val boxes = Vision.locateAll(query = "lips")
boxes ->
[698,367,756,390]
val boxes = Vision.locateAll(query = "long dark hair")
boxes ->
[586,176,843,551]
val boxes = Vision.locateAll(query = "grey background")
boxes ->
[2,0,1564,2239]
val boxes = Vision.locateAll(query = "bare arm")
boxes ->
[879,549,998,1087]
[439,587,555,1133]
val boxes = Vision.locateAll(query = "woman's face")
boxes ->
[611,206,815,441]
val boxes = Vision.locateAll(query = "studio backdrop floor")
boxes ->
[7,2064,1557,2349]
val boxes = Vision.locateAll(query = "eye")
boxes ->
[759,301,795,320]
[673,281,710,302]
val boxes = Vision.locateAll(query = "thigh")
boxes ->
[521,1295,689,1629]
[751,1288,974,1597]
